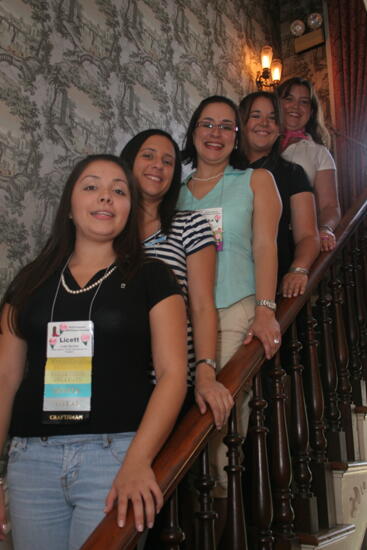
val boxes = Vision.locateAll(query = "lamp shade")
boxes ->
[260,45,273,69]
[271,59,282,82]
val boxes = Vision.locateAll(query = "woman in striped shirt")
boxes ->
[120,130,233,429]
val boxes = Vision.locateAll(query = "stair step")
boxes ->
[329,460,367,472]
[296,523,356,547]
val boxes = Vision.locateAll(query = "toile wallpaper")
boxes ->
[0,0,283,298]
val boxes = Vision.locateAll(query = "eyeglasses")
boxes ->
[196,121,238,133]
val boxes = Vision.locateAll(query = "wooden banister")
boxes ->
[81,185,367,550]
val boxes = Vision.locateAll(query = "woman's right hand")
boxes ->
[243,309,281,359]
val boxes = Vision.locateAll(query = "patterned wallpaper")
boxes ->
[0,0,281,298]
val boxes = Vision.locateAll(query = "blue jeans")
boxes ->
[7,433,135,550]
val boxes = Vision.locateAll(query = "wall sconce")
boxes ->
[256,46,282,91]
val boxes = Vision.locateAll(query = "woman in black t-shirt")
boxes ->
[239,92,320,297]
[0,154,187,550]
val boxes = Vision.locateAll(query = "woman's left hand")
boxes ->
[243,310,281,359]
[105,461,163,532]
[320,229,336,251]
[281,272,308,298]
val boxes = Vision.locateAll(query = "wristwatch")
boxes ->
[195,358,217,370]
[255,299,276,311]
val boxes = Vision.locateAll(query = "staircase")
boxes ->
[2,192,367,550]
[293,408,367,549]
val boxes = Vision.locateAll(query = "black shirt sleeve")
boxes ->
[287,162,313,197]
[142,259,183,311]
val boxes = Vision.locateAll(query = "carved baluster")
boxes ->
[331,263,355,460]
[318,279,347,461]
[222,406,247,550]
[343,245,363,405]
[269,352,294,548]
[288,322,319,533]
[195,446,216,550]
[360,223,367,288]
[247,372,274,549]
[304,301,336,529]
[160,489,185,550]
[354,231,367,396]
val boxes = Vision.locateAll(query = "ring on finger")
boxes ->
[273,338,280,344]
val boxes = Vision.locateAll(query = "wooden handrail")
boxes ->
[81,185,367,550]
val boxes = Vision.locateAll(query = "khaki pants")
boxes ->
[209,295,255,498]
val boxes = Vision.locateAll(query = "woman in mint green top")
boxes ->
[179,95,282,360]
[179,164,255,309]
[178,95,282,509]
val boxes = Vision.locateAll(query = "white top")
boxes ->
[281,135,336,186]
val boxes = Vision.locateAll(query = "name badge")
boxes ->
[144,234,167,248]
[42,321,94,424]
[199,207,223,251]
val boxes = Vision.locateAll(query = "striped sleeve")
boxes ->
[181,211,215,256]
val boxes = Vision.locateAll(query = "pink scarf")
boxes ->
[280,129,308,152]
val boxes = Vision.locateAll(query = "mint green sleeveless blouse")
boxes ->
[177,166,255,308]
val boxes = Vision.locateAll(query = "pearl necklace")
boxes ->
[191,170,224,182]
[61,265,117,295]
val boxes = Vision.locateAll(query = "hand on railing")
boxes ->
[195,367,234,430]
[243,310,281,359]
[280,272,309,298]
[104,460,163,533]
[320,228,336,251]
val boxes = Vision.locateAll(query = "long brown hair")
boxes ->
[181,95,245,169]
[120,129,182,235]
[276,77,330,148]
[239,91,282,166]
[2,154,143,334]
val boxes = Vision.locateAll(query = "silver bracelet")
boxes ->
[255,299,276,311]
[195,358,217,370]
[319,224,334,233]
[0,476,5,486]
[288,266,309,275]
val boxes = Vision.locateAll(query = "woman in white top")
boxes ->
[277,77,341,251]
